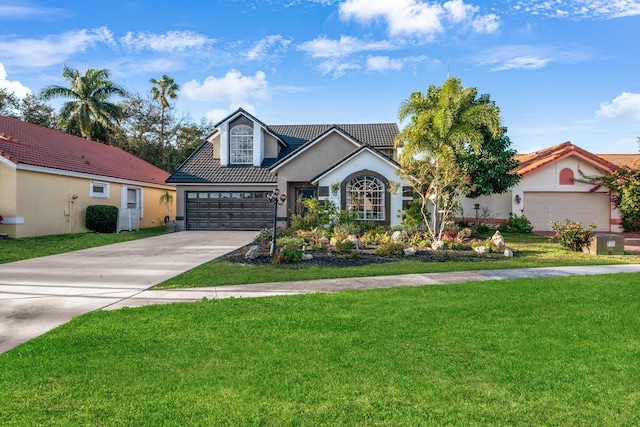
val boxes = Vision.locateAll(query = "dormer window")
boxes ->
[230,125,253,165]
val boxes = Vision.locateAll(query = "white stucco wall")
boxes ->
[314,150,409,226]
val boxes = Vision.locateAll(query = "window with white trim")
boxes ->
[346,175,385,220]
[230,124,253,164]
[90,181,110,198]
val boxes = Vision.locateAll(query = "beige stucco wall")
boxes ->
[0,161,18,237]
[263,133,280,158]
[2,169,175,238]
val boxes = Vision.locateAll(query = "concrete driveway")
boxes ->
[0,231,256,354]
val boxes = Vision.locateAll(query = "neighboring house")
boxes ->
[167,108,412,231]
[0,115,175,238]
[460,142,640,232]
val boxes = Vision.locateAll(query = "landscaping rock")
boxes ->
[244,245,261,259]
[491,230,506,252]
[319,236,330,245]
[403,246,417,256]
[504,249,514,257]
[391,230,407,242]
[474,246,490,254]
[302,253,314,261]
[345,235,360,249]
[431,240,445,251]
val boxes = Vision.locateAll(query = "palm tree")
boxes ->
[149,75,179,148]
[396,77,502,240]
[40,66,127,140]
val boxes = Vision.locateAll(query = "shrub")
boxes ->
[254,228,273,243]
[471,238,495,252]
[271,245,303,264]
[334,240,356,254]
[374,241,405,256]
[276,236,305,249]
[86,205,118,233]
[550,219,596,252]
[290,198,336,232]
[498,214,534,234]
[474,223,492,234]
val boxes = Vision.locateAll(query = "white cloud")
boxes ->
[120,30,215,52]
[243,35,291,61]
[476,45,597,71]
[0,4,68,18]
[596,92,640,120]
[298,35,394,58]
[338,0,500,38]
[511,0,640,19]
[317,60,360,78]
[0,62,31,98]
[366,56,404,71]
[0,27,115,67]
[365,54,432,72]
[182,70,269,105]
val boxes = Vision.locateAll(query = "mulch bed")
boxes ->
[221,241,514,269]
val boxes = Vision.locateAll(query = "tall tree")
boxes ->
[149,75,179,148]
[457,95,520,199]
[396,77,502,241]
[40,66,127,140]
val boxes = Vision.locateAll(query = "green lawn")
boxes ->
[158,233,640,288]
[0,227,167,264]
[1,273,639,425]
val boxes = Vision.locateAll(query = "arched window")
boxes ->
[346,175,385,220]
[559,168,574,185]
[230,125,253,164]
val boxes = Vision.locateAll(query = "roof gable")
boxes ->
[210,108,287,148]
[516,142,616,176]
[269,126,363,172]
[311,145,400,184]
[0,115,171,186]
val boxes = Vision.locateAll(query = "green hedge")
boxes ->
[86,205,118,233]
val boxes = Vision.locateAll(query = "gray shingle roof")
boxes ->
[166,142,277,184]
[167,119,398,185]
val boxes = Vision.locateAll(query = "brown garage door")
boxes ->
[186,191,272,230]
[524,192,611,232]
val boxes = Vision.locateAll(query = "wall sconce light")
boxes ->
[514,194,521,204]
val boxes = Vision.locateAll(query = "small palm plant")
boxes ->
[159,191,174,225]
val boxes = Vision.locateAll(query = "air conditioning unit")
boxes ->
[117,208,140,232]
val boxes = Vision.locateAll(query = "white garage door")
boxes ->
[524,192,611,232]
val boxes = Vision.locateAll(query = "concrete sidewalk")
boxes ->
[107,264,640,309]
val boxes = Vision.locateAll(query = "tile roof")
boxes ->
[597,154,640,169]
[168,120,398,184]
[515,141,618,176]
[0,115,171,186]
[166,141,277,184]
[269,123,398,153]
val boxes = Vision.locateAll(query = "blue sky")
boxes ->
[1,0,639,154]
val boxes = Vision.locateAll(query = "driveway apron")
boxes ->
[0,231,256,354]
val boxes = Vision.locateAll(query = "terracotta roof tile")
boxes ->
[597,154,640,169]
[0,115,171,186]
[515,141,618,175]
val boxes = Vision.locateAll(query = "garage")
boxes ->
[185,191,272,230]
[524,192,611,232]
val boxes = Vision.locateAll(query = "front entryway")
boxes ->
[186,191,271,230]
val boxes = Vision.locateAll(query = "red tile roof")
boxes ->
[515,141,620,176]
[596,154,640,169]
[0,115,171,186]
